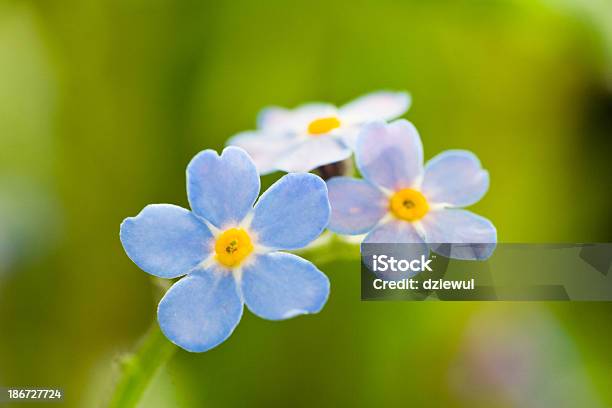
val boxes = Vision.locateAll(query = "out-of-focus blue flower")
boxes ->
[449,308,603,407]
[327,120,496,260]
[228,91,411,174]
[120,147,331,352]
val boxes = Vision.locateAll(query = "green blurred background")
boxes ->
[1,0,611,406]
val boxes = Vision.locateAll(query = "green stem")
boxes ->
[108,323,177,408]
[294,234,361,265]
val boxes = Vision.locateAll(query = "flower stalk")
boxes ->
[107,323,177,408]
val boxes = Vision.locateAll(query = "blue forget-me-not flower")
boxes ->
[120,147,331,352]
[228,91,411,174]
[327,120,496,261]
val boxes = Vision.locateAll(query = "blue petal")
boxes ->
[274,137,352,173]
[420,209,497,260]
[227,131,299,176]
[258,103,337,132]
[157,269,243,352]
[327,177,387,235]
[187,147,260,229]
[241,252,330,320]
[362,220,429,281]
[339,91,411,124]
[120,204,213,278]
[421,150,489,207]
[257,106,294,131]
[356,120,424,191]
[363,219,427,244]
[250,173,330,250]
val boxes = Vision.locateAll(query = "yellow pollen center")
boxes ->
[214,228,254,268]
[389,188,429,221]
[307,117,341,135]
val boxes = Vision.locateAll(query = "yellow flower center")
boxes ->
[214,228,254,268]
[389,188,429,221]
[307,117,341,136]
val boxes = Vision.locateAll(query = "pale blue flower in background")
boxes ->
[327,120,496,261]
[120,147,331,352]
[450,308,604,407]
[228,91,411,174]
